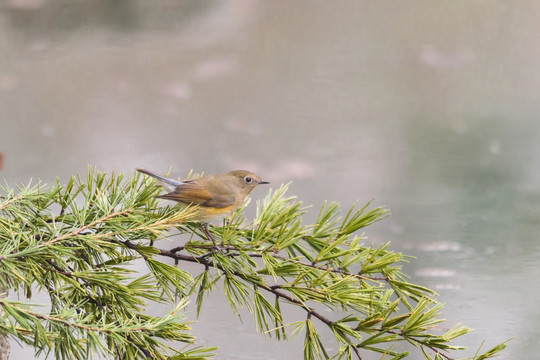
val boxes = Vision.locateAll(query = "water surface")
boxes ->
[1,1,539,359]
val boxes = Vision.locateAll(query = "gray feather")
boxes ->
[137,168,183,192]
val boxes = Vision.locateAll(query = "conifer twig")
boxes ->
[40,209,131,247]
[121,239,367,360]
[0,170,509,360]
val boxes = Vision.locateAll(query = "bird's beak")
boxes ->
[259,180,270,185]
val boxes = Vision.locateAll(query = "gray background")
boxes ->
[1,1,538,359]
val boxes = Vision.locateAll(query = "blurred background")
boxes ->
[1,1,539,359]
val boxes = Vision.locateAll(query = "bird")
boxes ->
[137,168,269,244]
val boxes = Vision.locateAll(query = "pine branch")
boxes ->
[120,238,378,360]
[40,209,132,247]
[0,169,508,360]
[0,193,25,211]
[117,235,482,360]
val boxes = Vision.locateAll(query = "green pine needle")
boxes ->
[0,169,509,360]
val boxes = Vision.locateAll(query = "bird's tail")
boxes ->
[137,168,183,191]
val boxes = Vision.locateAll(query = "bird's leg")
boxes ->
[199,223,229,259]
[200,223,217,247]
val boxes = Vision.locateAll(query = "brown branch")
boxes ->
[119,239,364,360]
[384,329,454,360]
[268,253,388,282]
[0,298,171,359]
[40,210,132,248]
[266,286,363,360]
[127,334,155,359]
[0,194,24,211]
[45,260,73,278]
[0,300,111,333]
[165,241,388,283]
[43,260,106,308]
[267,285,332,325]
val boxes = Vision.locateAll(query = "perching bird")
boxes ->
[137,168,269,243]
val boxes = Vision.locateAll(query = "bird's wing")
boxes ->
[157,182,236,208]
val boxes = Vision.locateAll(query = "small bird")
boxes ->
[137,168,269,243]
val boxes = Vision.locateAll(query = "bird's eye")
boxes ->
[244,176,253,183]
